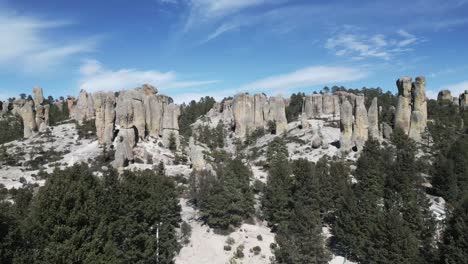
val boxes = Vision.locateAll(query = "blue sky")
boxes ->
[0,0,467,103]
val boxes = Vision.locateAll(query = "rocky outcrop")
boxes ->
[232,93,255,138]
[394,76,428,141]
[115,89,146,138]
[32,87,49,131]
[303,94,323,119]
[460,91,468,110]
[408,76,427,140]
[113,128,136,169]
[1,101,10,114]
[268,96,288,135]
[438,90,452,102]
[394,77,413,134]
[12,99,37,138]
[368,97,379,139]
[93,92,116,145]
[162,103,181,149]
[382,123,393,139]
[340,100,353,152]
[322,93,334,115]
[66,96,76,119]
[189,137,206,171]
[75,90,95,124]
[229,93,288,138]
[353,95,369,150]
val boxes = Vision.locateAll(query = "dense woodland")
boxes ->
[1,88,468,263]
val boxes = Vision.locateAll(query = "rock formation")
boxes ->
[32,87,49,131]
[75,90,95,124]
[352,95,369,150]
[394,77,413,134]
[162,103,181,148]
[228,93,288,138]
[460,91,468,110]
[113,128,136,169]
[368,97,379,139]
[12,99,37,138]
[189,137,206,171]
[382,123,393,139]
[322,93,334,115]
[1,101,9,114]
[340,100,353,151]
[232,93,255,138]
[408,76,427,141]
[93,92,116,145]
[303,94,323,119]
[394,76,428,141]
[268,96,288,135]
[66,96,76,119]
[438,90,453,102]
[115,89,146,138]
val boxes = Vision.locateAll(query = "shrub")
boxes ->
[226,237,235,246]
[252,246,261,255]
[234,245,245,259]
[180,221,192,245]
[257,235,263,241]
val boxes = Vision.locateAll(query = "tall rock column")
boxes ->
[75,90,95,124]
[93,92,116,145]
[353,95,369,150]
[232,93,255,138]
[460,91,468,110]
[33,87,49,131]
[408,76,427,141]
[253,94,268,128]
[267,96,288,135]
[394,77,412,134]
[162,103,181,149]
[368,97,379,139]
[340,100,353,152]
[13,99,37,138]
[322,93,334,115]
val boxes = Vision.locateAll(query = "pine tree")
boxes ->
[263,138,293,229]
[274,159,331,264]
[439,196,468,264]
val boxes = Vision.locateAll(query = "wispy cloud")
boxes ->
[0,9,98,73]
[326,28,421,60]
[78,60,220,94]
[185,0,267,30]
[237,66,368,94]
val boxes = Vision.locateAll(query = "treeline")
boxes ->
[0,164,181,264]
[178,96,216,139]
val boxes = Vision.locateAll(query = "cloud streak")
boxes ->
[78,60,220,94]
[326,28,421,60]
[237,66,368,94]
[0,9,97,73]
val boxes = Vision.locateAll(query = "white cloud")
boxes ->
[185,0,266,30]
[237,66,367,93]
[326,29,420,60]
[0,9,97,73]
[78,60,220,93]
[428,80,468,99]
